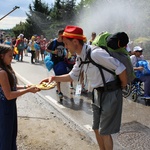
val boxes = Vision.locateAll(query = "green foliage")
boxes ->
[12,0,52,39]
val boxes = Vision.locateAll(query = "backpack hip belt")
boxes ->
[94,79,121,92]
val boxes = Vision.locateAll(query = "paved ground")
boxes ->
[17,82,99,150]
[12,55,150,149]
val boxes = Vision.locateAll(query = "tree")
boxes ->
[45,0,77,38]
[12,0,52,39]
[12,0,150,43]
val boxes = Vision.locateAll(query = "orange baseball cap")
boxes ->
[62,25,86,40]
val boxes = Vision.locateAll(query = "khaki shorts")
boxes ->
[92,89,123,135]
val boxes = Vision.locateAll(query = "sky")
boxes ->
[0,0,58,29]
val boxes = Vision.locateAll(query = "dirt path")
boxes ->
[17,93,99,150]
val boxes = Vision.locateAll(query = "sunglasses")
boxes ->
[136,50,143,53]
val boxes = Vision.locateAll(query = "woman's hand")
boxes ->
[28,85,41,93]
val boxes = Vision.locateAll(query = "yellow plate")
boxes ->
[36,82,57,90]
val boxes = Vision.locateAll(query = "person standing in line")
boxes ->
[24,38,29,56]
[28,36,36,64]
[3,36,12,46]
[0,44,40,150]
[40,35,47,61]
[15,34,24,62]
[41,25,128,150]
[46,29,67,99]
[34,36,41,63]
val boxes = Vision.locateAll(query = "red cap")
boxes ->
[61,25,86,40]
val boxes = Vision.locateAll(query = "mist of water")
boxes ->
[75,0,147,40]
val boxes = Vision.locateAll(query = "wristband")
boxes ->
[24,85,27,89]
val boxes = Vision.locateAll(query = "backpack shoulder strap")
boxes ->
[85,46,115,89]
[87,47,115,75]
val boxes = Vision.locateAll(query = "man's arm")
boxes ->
[118,69,127,88]
[50,74,73,83]
[40,74,73,84]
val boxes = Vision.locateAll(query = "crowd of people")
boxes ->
[0,33,49,64]
[0,26,150,150]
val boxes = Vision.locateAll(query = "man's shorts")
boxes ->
[92,89,123,135]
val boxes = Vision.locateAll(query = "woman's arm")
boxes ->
[0,71,40,100]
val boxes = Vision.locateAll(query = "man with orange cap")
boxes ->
[41,25,127,150]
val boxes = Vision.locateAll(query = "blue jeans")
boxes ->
[139,75,150,96]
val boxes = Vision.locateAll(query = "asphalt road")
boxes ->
[12,54,150,149]
[12,55,96,142]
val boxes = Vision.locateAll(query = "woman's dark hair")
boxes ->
[0,44,17,88]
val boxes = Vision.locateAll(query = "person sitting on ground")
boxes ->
[130,46,150,97]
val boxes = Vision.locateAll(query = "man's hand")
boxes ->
[40,78,49,84]
[119,69,127,88]
[48,76,55,83]
[40,76,55,85]
[53,49,58,54]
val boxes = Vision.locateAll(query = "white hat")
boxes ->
[19,34,24,38]
[133,46,143,52]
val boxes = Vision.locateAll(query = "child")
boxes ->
[0,44,40,150]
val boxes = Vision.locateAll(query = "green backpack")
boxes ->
[90,31,135,84]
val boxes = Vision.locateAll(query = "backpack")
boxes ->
[44,39,57,71]
[91,31,135,84]
[17,39,24,50]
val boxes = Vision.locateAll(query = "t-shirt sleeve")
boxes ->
[47,41,55,50]
[91,48,126,75]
